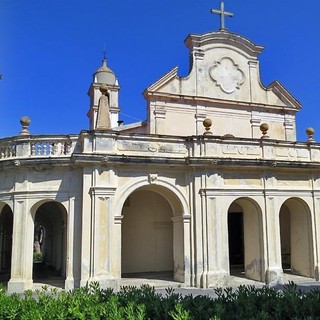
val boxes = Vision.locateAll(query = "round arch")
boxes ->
[114,177,189,218]
[0,201,12,213]
[31,200,67,286]
[30,199,68,219]
[279,197,314,278]
[227,197,264,282]
[117,177,189,284]
[0,203,13,277]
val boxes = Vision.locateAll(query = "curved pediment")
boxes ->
[144,30,301,140]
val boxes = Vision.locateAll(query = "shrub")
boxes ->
[33,252,43,263]
[1,282,320,319]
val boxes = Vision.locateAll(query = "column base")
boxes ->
[80,277,119,291]
[201,271,228,288]
[7,279,33,294]
[265,268,283,285]
[174,268,185,283]
[65,277,81,291]
[314,265,320,281]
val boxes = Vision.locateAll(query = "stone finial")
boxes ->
[19,116,31,135]
[203,118,213,136]
[306,127,315,144]
[260,123,269,139]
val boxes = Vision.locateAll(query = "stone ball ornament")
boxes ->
[19,116,31,135]
[260,123,269,139]
[306,127,315,136]
[203,118,213,135]
[99,84,109,95]
[203,118,212,128]
[306,127,315,144]
[20,116,31,127]
[260,123,269,132]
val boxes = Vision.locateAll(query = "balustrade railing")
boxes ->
[0,144,16,159]
[31,140,72,156]
[0,135,77,159]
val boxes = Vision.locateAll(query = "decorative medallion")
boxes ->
[148,173,158,184]
[209,57,245,93]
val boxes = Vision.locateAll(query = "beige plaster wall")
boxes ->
[284,199,314,277]
[121,190,173,274]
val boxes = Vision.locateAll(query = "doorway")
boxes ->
[33,201,67,287]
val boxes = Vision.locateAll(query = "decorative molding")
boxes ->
[153,106,167,119]
[221,145,261,156]
[209,57,245,93]
[117,141,187,155]
[90,187,116,197]
[194,49,205,60]
[148,173,158,184]
[114,215,123,224]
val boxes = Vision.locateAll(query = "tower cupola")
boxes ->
[87,56,120,130]
[93,57,116,85]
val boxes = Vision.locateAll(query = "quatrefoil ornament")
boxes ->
[209,57,245,94]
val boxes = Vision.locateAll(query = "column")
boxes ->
[80,168,93,287]
[111,215,123,279]
[65,197,75,290]
[88,186,117,289]
[264,195,283,284]
[191,173,205,287]
[8,196,34,293]
[201,191,228,288]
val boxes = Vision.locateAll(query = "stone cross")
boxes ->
[211,1,233,31]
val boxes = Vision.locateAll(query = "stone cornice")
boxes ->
[144,91,300,113]
[184,31,264,58]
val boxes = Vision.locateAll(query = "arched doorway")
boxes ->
[227,198,263,282]
[32,201,67,286]
[121,185,184,282]
[279,198,314,278]
[0,204,13,284]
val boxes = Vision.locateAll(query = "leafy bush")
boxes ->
[32,252,43,263]
[0,281,320,319]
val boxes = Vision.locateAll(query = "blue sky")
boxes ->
[1,0,319,141]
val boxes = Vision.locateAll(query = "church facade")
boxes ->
[1,18,320,293]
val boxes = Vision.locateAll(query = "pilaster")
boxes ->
[8,196,34,293]
[86,186,118,289]
[154,106,167,134]
[263,195,283,284]
[200,190,228,287]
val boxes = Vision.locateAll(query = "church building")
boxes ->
[1,2,319,293]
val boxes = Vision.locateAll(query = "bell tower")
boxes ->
[87,56,120,130]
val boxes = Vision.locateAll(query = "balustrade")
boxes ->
[0,144,16,159]
[0,136,75,159]
[31,140,72,156]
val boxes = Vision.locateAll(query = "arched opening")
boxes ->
[280,198,314,278]
[228,203,244,269]
[32,201,67,286]
[227,198,263,282]
[121,185,184,282]
[0,204,13,285]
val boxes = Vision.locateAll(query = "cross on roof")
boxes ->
[211,1,233,31]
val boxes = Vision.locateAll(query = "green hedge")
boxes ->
[0,282,320,319]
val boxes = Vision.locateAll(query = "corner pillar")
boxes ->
[8,196,34,293]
